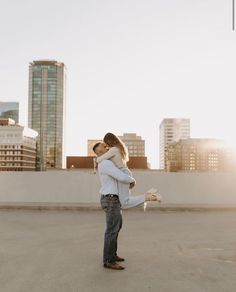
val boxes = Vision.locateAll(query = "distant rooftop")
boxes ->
[160,118,190,123]
[0,117,16,126]
[30,60,65,67]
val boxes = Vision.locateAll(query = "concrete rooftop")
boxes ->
[1,209,236,292]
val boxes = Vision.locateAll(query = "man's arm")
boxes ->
[99,160,134,184]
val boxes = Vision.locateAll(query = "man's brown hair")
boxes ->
[93,142,102,154]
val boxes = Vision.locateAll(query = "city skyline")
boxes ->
[1,0,236,168]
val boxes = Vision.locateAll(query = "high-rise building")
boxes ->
[166,138,234,172]
[0,102,19,123]
[159,118,190,170]
[28,60,66,170]
[0,118,38,171]
[119,133,145,157]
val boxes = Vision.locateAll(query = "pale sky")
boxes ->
[0,0,235,168]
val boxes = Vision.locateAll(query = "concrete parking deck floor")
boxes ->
[1,209,236,292]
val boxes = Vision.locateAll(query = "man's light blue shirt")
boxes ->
[98,160,145,209]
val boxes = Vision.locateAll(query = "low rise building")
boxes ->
[0,118,38,171]
[67,156,148,170]
[166,138,234,172]
[119,133,145,157]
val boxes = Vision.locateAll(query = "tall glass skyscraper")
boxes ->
[28,60,66,170]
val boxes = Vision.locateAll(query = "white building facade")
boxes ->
[0,118,38,171]
[159,118,190,170]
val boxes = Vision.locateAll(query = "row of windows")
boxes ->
[0,151,21,155]
[0,163,23,166]
[128,146,144,150]
[182,157,219,160]
[0,145,21,149]
[182,154,220,157]
[182,167,218,171]
[183,163,219,167]
[33,78,57,82]
[0,157,23,161]
[182,159,219,163]
[0,134,21,138]
[0,163,35,166]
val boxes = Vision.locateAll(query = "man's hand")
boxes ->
[129,179,136,189]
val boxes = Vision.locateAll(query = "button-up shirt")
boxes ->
[98,160,145,209]
[98,160,133,195]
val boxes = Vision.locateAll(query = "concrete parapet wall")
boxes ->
[1,170,236,206]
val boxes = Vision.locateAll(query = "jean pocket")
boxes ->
[100,200,109,211]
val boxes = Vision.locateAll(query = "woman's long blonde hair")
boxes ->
[103,132,129,162]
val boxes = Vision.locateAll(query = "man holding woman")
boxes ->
[93,133,161,270]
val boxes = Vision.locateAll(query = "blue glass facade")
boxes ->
[28,60,66,170]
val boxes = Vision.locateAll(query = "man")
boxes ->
[93,142,160,270]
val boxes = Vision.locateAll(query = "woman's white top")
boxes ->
[96,147,126,168]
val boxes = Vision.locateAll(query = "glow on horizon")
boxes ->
[0,0,236,168]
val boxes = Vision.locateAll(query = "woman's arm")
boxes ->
[96,147,118,163]
[99,160,135,184]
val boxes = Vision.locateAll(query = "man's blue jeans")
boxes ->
[100,196,122,264]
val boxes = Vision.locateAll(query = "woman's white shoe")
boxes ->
[146,188,158,195]
[145,189,162,202]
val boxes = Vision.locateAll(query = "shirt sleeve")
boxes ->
[96,147,118,163]
[99,160,134,184]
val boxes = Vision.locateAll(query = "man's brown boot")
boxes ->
[104,262,125,270]
[114,255,125,262]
